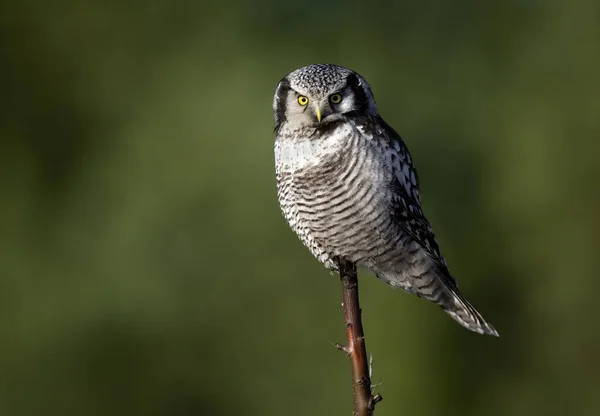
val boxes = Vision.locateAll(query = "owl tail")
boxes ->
[377,266,498,336]
[440,283,499,336]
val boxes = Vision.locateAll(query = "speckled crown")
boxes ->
[287,64,354,96]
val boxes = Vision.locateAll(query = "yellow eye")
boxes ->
[298,96,309,106]
[330,94,342,104]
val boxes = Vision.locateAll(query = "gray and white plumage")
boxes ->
[273,64,498,336]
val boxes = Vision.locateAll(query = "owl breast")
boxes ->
[275,123,395,270]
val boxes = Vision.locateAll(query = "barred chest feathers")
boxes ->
[275,122,391,270]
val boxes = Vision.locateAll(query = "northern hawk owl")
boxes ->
[273,64,497,336]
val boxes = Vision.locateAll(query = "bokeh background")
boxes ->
[1,1,599,415]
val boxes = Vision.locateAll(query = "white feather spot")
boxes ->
[275,125,350,172]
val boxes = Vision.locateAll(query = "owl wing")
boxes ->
[376,119,456,284]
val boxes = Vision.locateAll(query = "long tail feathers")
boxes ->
[442,285,498,336]
[376,266,498,336]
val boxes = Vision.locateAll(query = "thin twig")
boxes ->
[336,258,382,415]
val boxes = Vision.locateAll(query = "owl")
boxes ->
[273,64,498,336]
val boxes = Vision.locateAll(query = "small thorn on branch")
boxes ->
[369,394,383,409]
[335,343,351,355]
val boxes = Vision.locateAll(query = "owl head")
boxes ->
[273,64,378,130]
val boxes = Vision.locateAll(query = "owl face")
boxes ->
[273,64,378,130]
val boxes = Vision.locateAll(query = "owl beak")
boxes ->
[315,106,322,123]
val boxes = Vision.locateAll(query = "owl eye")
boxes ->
[297,96,309,106]
[329,94,342,104]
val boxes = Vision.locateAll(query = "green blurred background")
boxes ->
[1,1,599,415]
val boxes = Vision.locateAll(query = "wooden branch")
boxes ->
[336,258,383,416]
